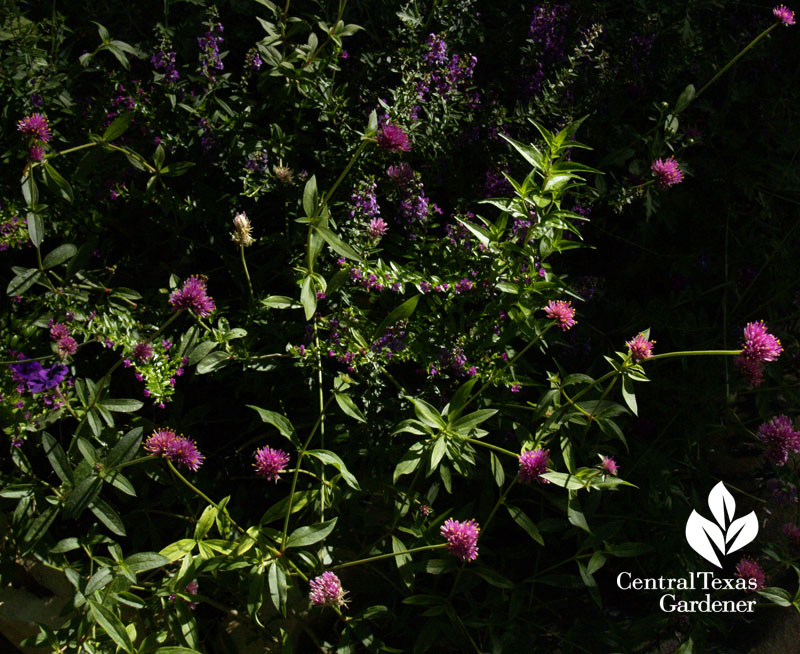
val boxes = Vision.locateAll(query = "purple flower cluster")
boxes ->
[245,48,263,70]
[367,217,388,239]
[523,4,570,95]
[309,571,348,607]
[1,214,28,251]
[371,324,406,360]
[599,455,619,476]
[519,448,549,483]
[773,4,796,25]
[544,299,577,331]
[169,276,216,317]
[376,121,411,152]
[626,333,655,362]
[740,321,782,362]
[441,518,480,562]
[420,34,477,99]
[735,557,766,591]
[198,20,225,83]
[349,182,381,221]
[253,446,290,482]
[245,150,269,173]
[152,48,180,82]
[10,356,69,394]
[651,157,684,189]
[144,428,204,471]
[757,415,800,466]
[49,321,77,358]
[18,113,52,161]
[483,168,513,198]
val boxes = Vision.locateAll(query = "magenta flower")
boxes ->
[253,446,290,482]
[49,323,70,341]
[367,217,388,238]
[734,557,766,591]
[30,144,45,162]
[440,518,480,562]
[169,275,216,317]
[773,4,796,25]
[651,157,684,189]
[740,321,782,362]
[166,436,204,471]
[376,121,411,152]
[17,113,52,142]
[544,299,577,331]
[757,415,800,466]
[57,336,77,356]
[599,455,619,476]
[626,333,655,361]
[133,342,154,362]
[519,448,549,483]
[783,523,800,548]
[144,428,178,455]
[309,571,348,608]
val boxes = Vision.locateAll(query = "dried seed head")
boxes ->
[232,212,255,247]
[273,164,294,185]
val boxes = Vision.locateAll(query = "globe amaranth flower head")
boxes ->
[169,275,216,317]
[440,518,480,562]
[651,157,684,189]
[740,321,782,362]
[376,120,411,152]
[518,447,549,483]
[734,355,765,387]
[783,523,800,548]
[757,415,800,466]
[309,571,348,608]
[544,299,577,331]
[17,113,52,142]
[599,455,619,476]
[626,333,655,361]
[734,557,766,591]
[144,428,204,471]
[773,4,796,25]
[253,446,290,482]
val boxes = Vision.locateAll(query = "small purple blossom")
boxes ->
[309,571,348,608]
[440,518,480,562]
[166,436,204,471]
[651,157,684,189]
[377,121,411,152]
[757,415,800,466]
[30,144,45,161]
[773,4,796,25]
[17,113,52,142]
[169,276,216,317]
[783,523,800,548]
[253,446,290,482]
[144,428,178,455]
[367,217,388,239]
[519,448,549,483]
[626,333,655,361]
[735,557,765,591]
[741,321,782,362]
[133,342,154,362]
[544,300,577,331]
[599,455,619,476]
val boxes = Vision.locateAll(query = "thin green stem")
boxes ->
[239,243,254,301]
[646,349,741,361]
[320,139,369,210]
[50,142,99,158]
[464,437,518,460]
[110,455,154,471]
[482,478,518,533]
[315,327,326,519]
[331,543,446,570]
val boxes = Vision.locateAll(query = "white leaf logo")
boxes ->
[685,481,758,568]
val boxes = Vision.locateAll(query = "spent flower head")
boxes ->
[599,455,619,476]
[232,212,255,247]
[440,518,480,562]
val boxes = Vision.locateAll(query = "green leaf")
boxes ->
[472,567,514,589]
[161,161,195,177]
[102,113,132,142]
[27,212,44,247]
[334,393,366,423]
[314,226,361,261]
[604,542,651,558]
[286,517,337,548]
[302,175,318,218]
[247,406,300,447]
[261,295,297,309]
[105,427,143,467]
[22,174,39,208]
[19,506,58,555]
[429,437,447,474]
[188,340,216,365]
[757,587,792,607]
[587,552,607,575]
[7,268,41,296]
[196,351,231,374]
[500,133,546,171]
[393,442,424,483]
[42,244,78,268]
[98,398,144,413]
[407,397,446,430]
[123,552,169,573]
[90,498,126,536]
[159,539,196,562]
[621,375,637,415]
[88,600,133,653]
[64,476,102,518]
[267,561,288,612]
[42,162,74,202]
[674,84,696,114]
[489,452,505,487]
[194,505,217,540]
[42,432,73,484]
[153,144,165,170]
[577,561,602,608]
[306,449,360,489]
[85,567,113,595]
[447,378,477,421]
[50,537,80,553]
[568,498,592,534]
[374,295,420,338]
[506,505,543,545]
[300,275,316,321]
[450,409,497,435]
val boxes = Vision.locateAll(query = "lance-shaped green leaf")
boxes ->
[500,133,545,172]
[19,506,58,555]
[406,397,446,430]
[449,409,497,436]
[374,295,420,338]
[85,567,114,596]
[102,113,132,141]
[88,600,134,653]
[64,476,102,518]
[7,268,40,296]
[268,561,288,612]
[42,432,73,484]
[334,392,366,422]
[314,225,360,260]
[123,552,169,572]
[105,427,143,467]
[300,274,316,320]
[306,449,360,489]
[42,244,77,268]
[286,517,337,548]
[506,505,543,545]
[247,406,300,447]
[90,498,126,536]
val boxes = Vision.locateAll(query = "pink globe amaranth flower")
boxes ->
[734,557,766,591]
[783,523,800,548]
[166,436,204,471]
[376,121,411,152]
[30,144,45,162]
[17,113,52,142]
[253,446,290,482]
[57,336,77,356]
[651,157,684,189]
[740,321,782,362]
[440,518,480,562]
[367,217,388,238]
[518,448,549,483]
[49,322,70,341]
[734,355,765,387]
[169,275,216,317]
[309,571,348,608]
[626,333,655,361]
[144,427,178,455]
[773,4,796,25]
[757,415,800,466]
[132,342,154,362]
[599,455,619,476]
[544,299,577,331]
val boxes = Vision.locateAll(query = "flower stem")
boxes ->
[239,243,254,301]
[464,437,518,460]
[331,543,447,570]
[646,349,742,361]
